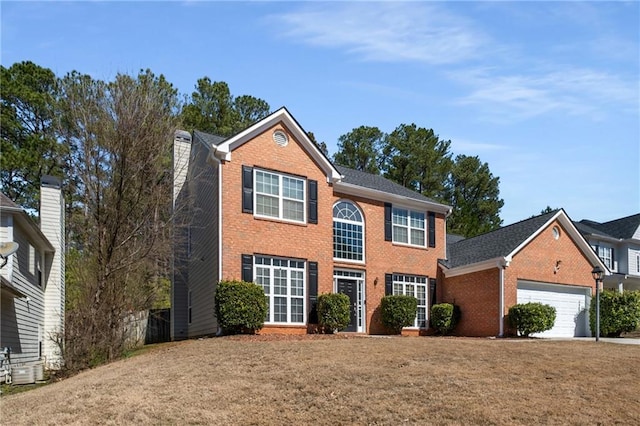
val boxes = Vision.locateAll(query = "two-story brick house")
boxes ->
[171,108,450,339]
[575,214,640,291]
[172,108,609,339]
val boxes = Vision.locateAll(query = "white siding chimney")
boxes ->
[40,175,65,369]
[173,130,192,209]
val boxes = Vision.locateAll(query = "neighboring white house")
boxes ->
[576,213,640,291]
[0,176,65,370]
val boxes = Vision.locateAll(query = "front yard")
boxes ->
[2,335,638,425]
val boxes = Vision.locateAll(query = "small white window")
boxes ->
[392,208,426,247]
[552,226,560,240]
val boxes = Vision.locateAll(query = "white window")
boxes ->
[597,246,613,270]
[392,274,427,328]
[255,170,305,223]
[392,208,426,247]
[255,256,305,324]
[333,201,364,262]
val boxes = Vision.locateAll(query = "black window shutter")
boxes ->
[242,166,253,213]
[241,254,253,282]
[610,248,615,269]
[384,203,392,241]
[429,278,437,309]
[308,261,318,324]
[308,180,318,224]
[428,212,436,248]
[385,273,393,295]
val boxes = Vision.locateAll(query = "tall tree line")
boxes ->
[333,124,504,237]
[1,59,502,368]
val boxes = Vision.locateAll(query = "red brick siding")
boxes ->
[219,122,447,334]
[440,268,501,336]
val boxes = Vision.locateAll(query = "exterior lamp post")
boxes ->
[591,266,604,342]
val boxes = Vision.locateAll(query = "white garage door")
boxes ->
[516,281,591,338]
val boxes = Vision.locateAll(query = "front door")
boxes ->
[337,279,358,332]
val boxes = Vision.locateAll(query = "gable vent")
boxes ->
[273,130,288,147]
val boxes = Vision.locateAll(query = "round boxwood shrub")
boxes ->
[508,302,556,337]
[590,290,640,337]
[430,303,461,335]
[317,293,351,333]
[381,295,418,334]
[215,280,268,335]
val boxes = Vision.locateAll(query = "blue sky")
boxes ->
[2,1,638,225]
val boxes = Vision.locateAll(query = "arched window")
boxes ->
[333,201,364,262]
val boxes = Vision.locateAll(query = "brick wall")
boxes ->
[219,122,447,334]
[440,219,596,337]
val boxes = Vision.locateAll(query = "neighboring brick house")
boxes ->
[439,210,606,338]
[0,176,65,370]
[171,107,451,339]
[574,213,640,292]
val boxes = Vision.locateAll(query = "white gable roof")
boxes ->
[210,107,342,183]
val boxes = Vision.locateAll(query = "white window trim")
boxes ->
[332,200,365,264]
[254,169,306,224]
[392,207,427,248]
[597,246,613,270]
[255,256,306,325]
[392,274,428,329]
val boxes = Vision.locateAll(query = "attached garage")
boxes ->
[517,280,591,338]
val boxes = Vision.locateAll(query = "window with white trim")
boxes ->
[392,274,427,328]
[333,201,364,262]
[597,246,613,269]
[255,256,305,324]
[392,208,426,247]
[255,170,305,223]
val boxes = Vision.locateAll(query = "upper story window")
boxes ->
[333,201,364,262]
[254,169,305,223]
[595,245,615,270]
[392,207,426,247]
[243,166,318,225]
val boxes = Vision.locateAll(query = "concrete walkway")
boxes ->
[564,337,640,345]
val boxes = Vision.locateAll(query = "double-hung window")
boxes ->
[255,170,305,223]
[597,246,613,270]
[392,208,426,247]
[254,256,306,324]
[392,274,427,328]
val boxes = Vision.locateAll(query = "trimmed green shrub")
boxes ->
[590,290,640,337]
[381,295,418,334]
[318,293,351,333]
[430,303,460,335]
[215,280,268,334]
[508,302,556,337]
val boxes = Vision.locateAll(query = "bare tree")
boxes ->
[57,69,180,369]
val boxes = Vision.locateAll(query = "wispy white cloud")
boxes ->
[269,3,489,65]
[449,66,638,122]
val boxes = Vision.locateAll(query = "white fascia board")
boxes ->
[440,257,508,278]
[333,181,452,215]
[212,107,341,183]
[507,209,609,275]
[4,210,55,253]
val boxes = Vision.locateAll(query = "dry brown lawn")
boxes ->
[1,335,639,425]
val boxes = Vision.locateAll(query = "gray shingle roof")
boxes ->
[577,214,640,240]
[444,210,560,269]
[193,130,226,147]
[335,165,441,205]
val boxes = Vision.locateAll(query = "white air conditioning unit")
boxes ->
[11,365,35,385]
[33,362,45,381]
